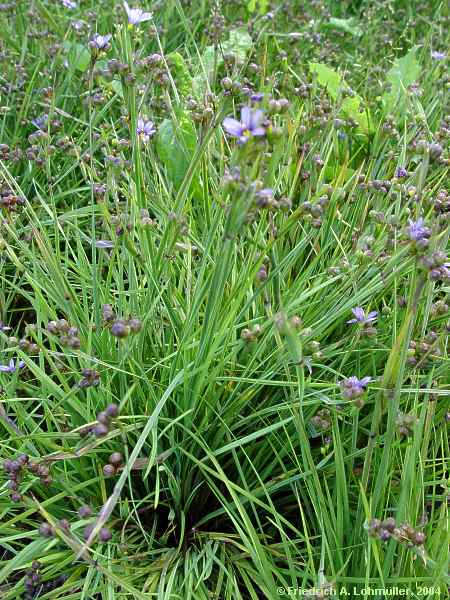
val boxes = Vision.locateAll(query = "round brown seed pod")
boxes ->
[94,424,109,437]
[99,527,112,542]
[78,505,93,518]
[97,411,110,425]
[39,523,54,538]
[103,464,116,477]
[105,403,119,418]
[108,452,123,466]
[83,524,95,540]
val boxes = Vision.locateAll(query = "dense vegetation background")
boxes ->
[0,0,449,598]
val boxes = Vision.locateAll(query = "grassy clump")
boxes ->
[0,0,449,598]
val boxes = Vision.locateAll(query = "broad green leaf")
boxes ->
[95,58,108,71]
[192,74,207,100]
[247,0,269,13]
[221,29,253,61]
[110,78,123,98]
[168,52,192,98]
[192,46,217,99]
[309,62,372,134]
[324,164,356,182]
[201,46,217,73]
[382,46,420,117]
[193,29,253,98]
[323,17,363,37]
[63,41,91,72]
[156,111,198,190]
[310,62,342,96]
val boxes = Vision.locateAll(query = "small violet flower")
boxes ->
[223,107,266,144]
[61,0,77,8]
[31,114,49,131]
[255,188,275,207]
[430,263,450,282]
[72,20,85,32]
[431,51,446,60]
[250,92,264,103]
[340,376,372,400]
[407,218,431,242]
[256,188,273,199]
[124,2,152,26]
[0,359,25,373]
[89,34,112,51]
[347,307,378,325]
[136,118,156,142]
[396,167,408,178]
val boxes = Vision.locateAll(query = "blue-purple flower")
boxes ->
[89,34,112,51]
[61,0,77,8]
[431,51,446,60]
[250,92,264,103]
[407,218,431,242]
[223,107,266,144]
[71,20,85,33]
[255,188,274,206]
[31,114,49,131]
[0,359,25,373]
[396,167,408,178]
[124,2,152,26]
[347,307,378,325]
[136,118,156,142]
[430,263,450,282]
[340,376,372,400]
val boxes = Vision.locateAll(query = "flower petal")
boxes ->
[144,122,155,134]
[252,126,266,136]
[351,307,365,321]
[248,109,264,129]
[139,11,152,21]
[257,188,273,197]
[222,117,243,137]
[240,106,251,128]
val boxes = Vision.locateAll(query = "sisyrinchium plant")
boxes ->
[0,0,449,598]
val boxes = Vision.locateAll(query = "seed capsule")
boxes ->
[83,524,95,540]
[109,452,123,466]
[105,403,119,418]
[94,423,109,437]
[99,527,112,542]
[78,505,93,518]
[103,464,116,477]
[110,320,129,338]
[39,523,54,538]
